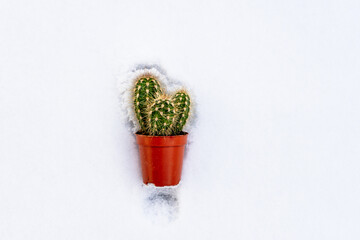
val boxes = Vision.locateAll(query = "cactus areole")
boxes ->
[133,75,191,186]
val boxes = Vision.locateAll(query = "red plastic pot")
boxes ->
[135,132,188,187]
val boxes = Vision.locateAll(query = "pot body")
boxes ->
[135,133,188,187]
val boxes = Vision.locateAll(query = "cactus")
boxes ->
[133,75,191,136]
[133,76,162,131]
[172,90,191,134]
[147,95,176,136]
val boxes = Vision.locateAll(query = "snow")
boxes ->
[1,0,360,239]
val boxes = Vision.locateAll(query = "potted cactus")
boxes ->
[133,74,191,187]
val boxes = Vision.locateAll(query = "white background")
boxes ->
[1,0,360,239]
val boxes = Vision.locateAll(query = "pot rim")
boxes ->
[135,132,188,146]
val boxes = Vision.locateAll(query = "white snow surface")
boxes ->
[1,1,360,239]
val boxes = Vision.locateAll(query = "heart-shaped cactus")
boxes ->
[133,75,191,136]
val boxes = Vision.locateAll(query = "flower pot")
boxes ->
[135,132,188,187]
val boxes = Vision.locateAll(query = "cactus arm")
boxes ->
[172,90,191,134]
[133,76,162,132]
[147,96,176,136]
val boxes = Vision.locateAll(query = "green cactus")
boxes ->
[147,95,176,136]
[133,76,162,131]
[172,90,191,134]
[133,75,191,136]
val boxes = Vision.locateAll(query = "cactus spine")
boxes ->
[133,75,191,136]
[133,76,162,130]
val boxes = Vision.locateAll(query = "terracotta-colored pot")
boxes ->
[135,133,188,187]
